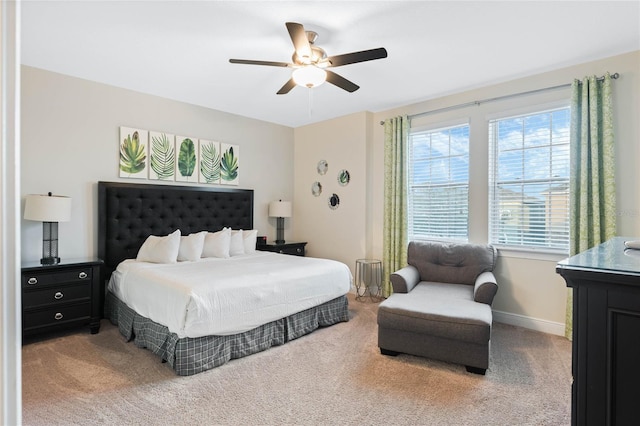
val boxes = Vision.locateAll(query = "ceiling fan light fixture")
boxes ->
[292,66,327,88]
[229,22,387,95]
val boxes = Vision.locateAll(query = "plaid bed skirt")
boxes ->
[105,291,350,376]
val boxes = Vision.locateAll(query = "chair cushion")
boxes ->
[377,282,492,344]
[408,241,497,285]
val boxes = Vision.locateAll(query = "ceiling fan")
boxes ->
[229,22,388,95]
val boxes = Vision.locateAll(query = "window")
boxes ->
[488,107,570,252]
[408,123,470,241]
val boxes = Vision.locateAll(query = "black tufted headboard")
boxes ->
[98,181,253,277]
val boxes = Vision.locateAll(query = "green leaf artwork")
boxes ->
[178,138,196,179]
[221,146,239,182]
[150,133,175,180]
[200,142,220,184]
[119,131,146,175]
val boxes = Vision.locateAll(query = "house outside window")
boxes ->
[408,123,470,242]
[488,107,570,253]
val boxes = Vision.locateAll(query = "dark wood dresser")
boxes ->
[22,257,103,336]
[556,237,640,426]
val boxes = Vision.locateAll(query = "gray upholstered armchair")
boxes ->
[377,240,498,374]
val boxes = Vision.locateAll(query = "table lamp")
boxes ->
[268,200,291,244]
[24,192,72,265]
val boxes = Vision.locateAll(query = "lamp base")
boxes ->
[42,221,60,266]
[275,217,286,245]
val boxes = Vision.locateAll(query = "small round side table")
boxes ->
[355,259,383,302]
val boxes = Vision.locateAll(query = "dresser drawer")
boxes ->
[22,267,92,288]
[23,283,91,309]
[22,302,91,330]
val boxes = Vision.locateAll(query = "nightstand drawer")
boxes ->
[23,283,91,309]
[280,246,305,256]
[22,268,92,288]
[22,302,91,330]
[257,242,307,257]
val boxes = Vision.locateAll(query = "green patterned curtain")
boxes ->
[382,116,409,297]
[566,73,617,338]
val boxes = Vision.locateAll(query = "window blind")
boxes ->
[409,124,470,241]
[488,107,570,252]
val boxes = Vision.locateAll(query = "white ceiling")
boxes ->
[21,1,640,128]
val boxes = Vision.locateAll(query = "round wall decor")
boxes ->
[317,160,328,175]
[311,181,322,197]
[328,193,340,210]
[338,169,350,186]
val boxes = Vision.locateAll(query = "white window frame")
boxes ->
[488,103,571,254]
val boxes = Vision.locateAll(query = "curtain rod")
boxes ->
[379,72,619,125]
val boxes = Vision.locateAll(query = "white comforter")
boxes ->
[107,251,352,338]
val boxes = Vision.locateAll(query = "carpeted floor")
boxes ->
[22,294,572,425]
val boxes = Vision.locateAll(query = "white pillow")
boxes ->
[242,229,258,254]
[136,229,181,263]
[177,231,206,262]
[202,228,231,258]
[229,230,245,256]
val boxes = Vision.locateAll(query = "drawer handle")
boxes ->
[54,291,64,300]
[27,277,38,285]
[54,313,63,320]
[78,272,88,279]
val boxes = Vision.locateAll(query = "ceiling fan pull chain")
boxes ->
[308,87,313,118]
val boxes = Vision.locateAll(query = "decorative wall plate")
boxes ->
[328,193,340,210]
[311,181,322,197]
[317,159,328,175]
[338,169,350,186]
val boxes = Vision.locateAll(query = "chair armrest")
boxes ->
[390,265,421,293]
[474,271,498,305]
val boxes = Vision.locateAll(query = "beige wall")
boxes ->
[293,112,370,275]
[21,66,295,262]
[295,50,640,334]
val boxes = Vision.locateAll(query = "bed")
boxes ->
[98,181,351,376]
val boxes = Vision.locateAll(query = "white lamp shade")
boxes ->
[24,194,72,222]
[269,200,292,218]
[292,66,326,88]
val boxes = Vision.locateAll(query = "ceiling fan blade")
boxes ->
[327,47,388,67]
[277,78,297,95]
[325,70,359,93]
[286,22,312,62]
[229,59,291,67]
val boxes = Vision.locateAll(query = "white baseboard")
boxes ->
[493,310,566,337]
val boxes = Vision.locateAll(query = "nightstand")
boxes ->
[22,257,103,337]
[257,242,307,257]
